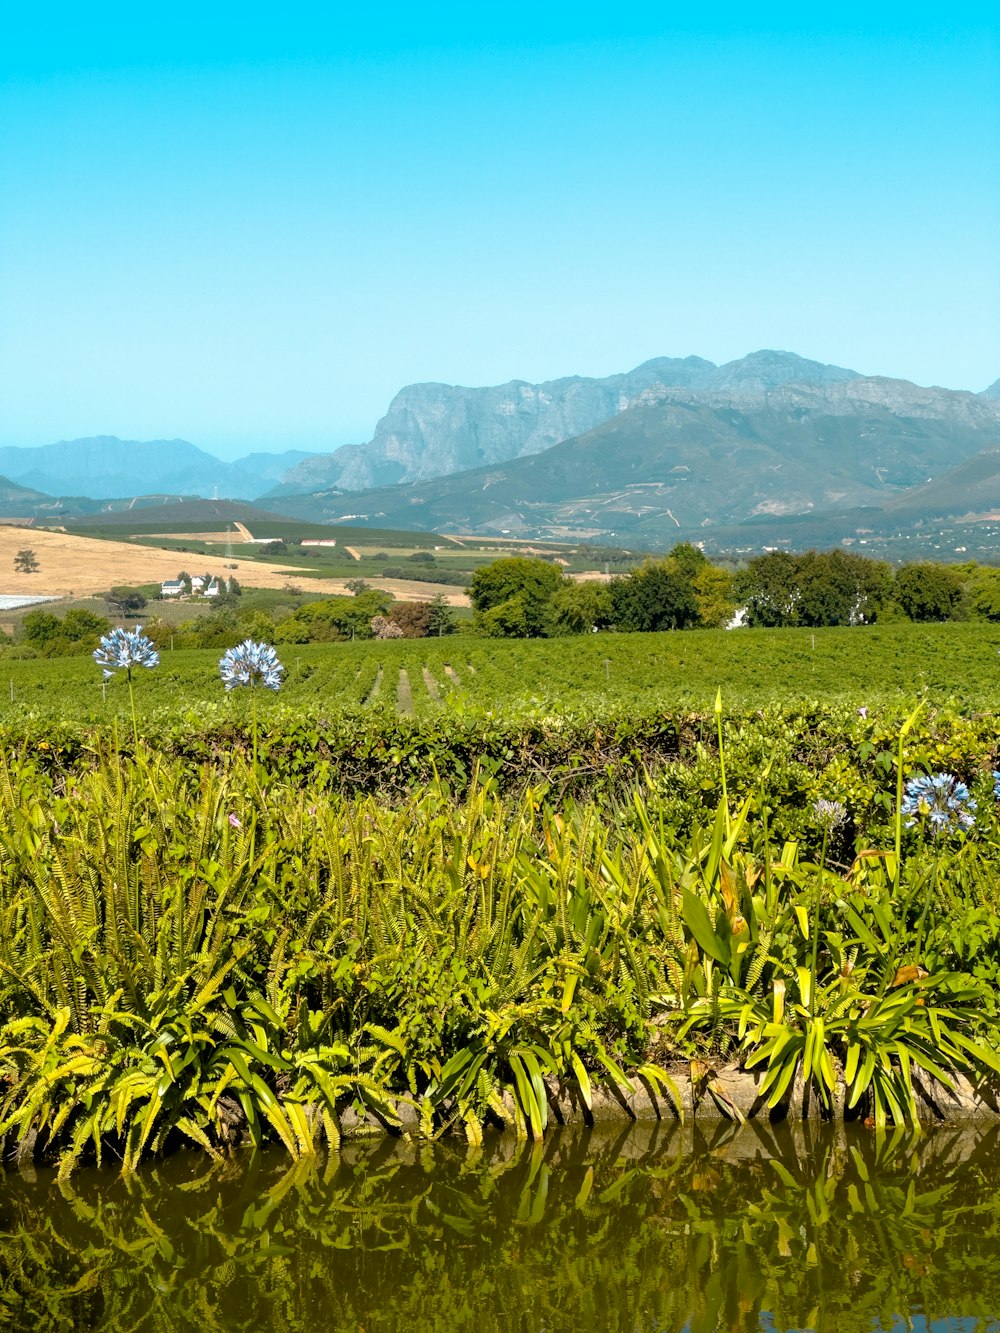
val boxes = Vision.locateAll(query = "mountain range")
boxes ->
[3,352,1000,551]
[262,353,1000,547]
[270,350,864,494]
[0,437,319,502]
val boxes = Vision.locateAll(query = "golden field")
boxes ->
[0,526,470,606]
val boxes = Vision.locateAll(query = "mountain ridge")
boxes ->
[262,373,1000,548]
[273,349,864,494]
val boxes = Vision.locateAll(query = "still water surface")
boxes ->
[2,1120,1000,1332]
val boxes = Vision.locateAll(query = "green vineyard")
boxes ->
[6,621,1000,721]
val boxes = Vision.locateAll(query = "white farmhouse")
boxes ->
[160,579,185,597]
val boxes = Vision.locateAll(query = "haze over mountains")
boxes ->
[4,350,1000,550]
[0,438,318,502]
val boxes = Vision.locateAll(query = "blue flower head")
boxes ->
[813,798,846,831]
[901,772,976,836]
[992,769,1000,802]
[93,626,160,679]
[219,639,284,691]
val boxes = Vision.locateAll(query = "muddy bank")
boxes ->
[337,1064,1000,1141]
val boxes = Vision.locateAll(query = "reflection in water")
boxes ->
[2,1121,1000,1332]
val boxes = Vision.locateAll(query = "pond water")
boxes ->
[2,1120,1000,1332]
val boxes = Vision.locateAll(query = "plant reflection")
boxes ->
[2,1122,1000,1332]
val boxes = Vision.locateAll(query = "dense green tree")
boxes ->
[21,607,110,657]
[960,566,1000,622]
[273,618,311,645]
[609,562,699,633]
[735,550,893,628]
[894,562,963,622]
[733,552,802,627]
[795,550,891,627]
[692,564,736,628]
[62,609,111,641]
[14,549,38,574]
[546,581,614,635]
[281,590,392,641]
[236,609,277,642]
[186,606,239,647]
[21,611,62,646]
[478,594,529,638]
[666,541,709,582]
[469,558,564,637]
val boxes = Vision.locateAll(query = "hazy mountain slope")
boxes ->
[0,474,59,518]
[881,448,1000,517]
[229,449,321,487]
[982,379,1000,401]
[0,437,317,501]
[273,350,861,494]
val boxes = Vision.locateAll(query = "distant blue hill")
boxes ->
[0,437,321,501]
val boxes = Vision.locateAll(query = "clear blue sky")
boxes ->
[1,2,997,458]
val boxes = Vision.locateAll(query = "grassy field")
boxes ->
[5,621,1000,719]
[0,524,472,608]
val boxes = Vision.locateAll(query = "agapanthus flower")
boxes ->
[93,626,160,679]
[219,639,284,691]
[992,770,1000,802]
[812,798,847,831]
[901,772,976,836]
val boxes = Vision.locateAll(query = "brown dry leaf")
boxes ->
[891,964,929,988]
[689,1059,711,1088]
[707,1079,747,1124]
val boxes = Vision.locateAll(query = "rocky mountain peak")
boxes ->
[272,350,869,496]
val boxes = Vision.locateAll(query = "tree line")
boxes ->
[469,546,1000,636]
[11,545,1000,657]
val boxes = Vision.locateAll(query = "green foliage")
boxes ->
[609,562,699,632]
[426,594,457,637]
[21,610,62,645]
[691,562,735,627]
[469,558,565,637]
[961,564,1000,621]
[894,561,963,622]
[3,682,1000,1171]
[735,549,890,628]
[546,581,613,635]
[20,608,110,658]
